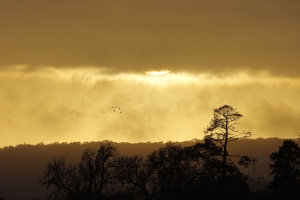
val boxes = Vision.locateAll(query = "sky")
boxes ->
[0,0,300,147]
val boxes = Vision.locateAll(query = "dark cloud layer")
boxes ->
[1,0,300,76]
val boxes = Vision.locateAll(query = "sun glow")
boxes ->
[145,70,171,76]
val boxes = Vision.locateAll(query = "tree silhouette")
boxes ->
[38,157,80,199]
[185,137,251,200]
[78,142,119,199]
[115,155,154,200]
[115,143,196,200]
[39,142,119,199]
[146,143,195,200]
[269,140,300,200]
[204,105,251,179]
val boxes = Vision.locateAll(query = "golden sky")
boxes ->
[0,0,300,147]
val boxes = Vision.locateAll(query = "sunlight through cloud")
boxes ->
[145,70,171,76]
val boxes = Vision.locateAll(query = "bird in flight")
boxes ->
[106,106,123,114]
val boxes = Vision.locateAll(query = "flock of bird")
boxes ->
[82,101,122,114]
[103,106,122,114]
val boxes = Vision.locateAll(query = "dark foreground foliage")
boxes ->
[39,139,251,200]
[269,139,300,200]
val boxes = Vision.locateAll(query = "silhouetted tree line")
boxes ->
[39,139,251,200]
[35,140,300,200]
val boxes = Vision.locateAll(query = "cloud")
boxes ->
[246,100,300,139]
[0,0,300,76]
[0,67,300,147]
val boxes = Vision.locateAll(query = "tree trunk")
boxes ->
[222,119,228,180]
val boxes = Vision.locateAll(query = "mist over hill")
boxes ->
[0,138,298,200]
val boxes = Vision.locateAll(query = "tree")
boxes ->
[185,137,251,200]
[39,142,119,199]
[115,155,153,200]
[204,105,251,179]
[78,142,119,198]
[146,143,194,200]
[115,143,199,200]
[269,140,300,200]
[38,157,80,199]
